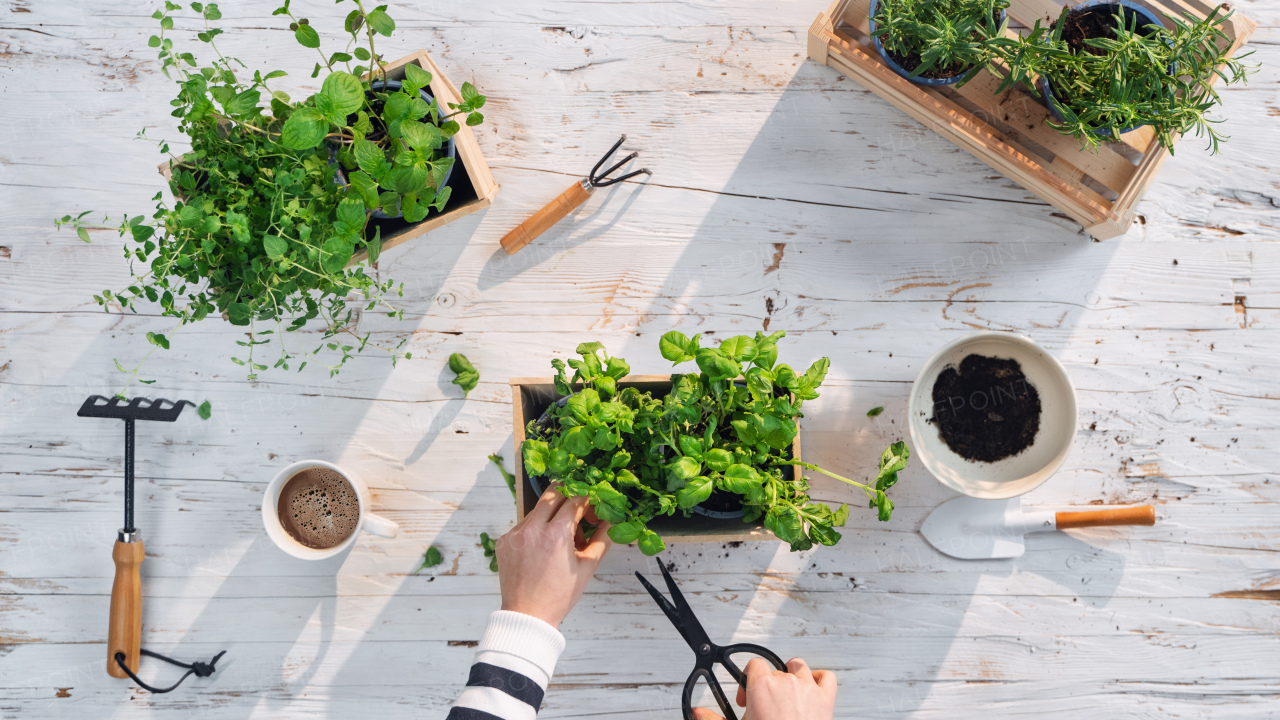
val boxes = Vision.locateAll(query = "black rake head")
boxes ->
[77,395,194,423]
[588,134,652,188]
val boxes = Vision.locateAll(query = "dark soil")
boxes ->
[883,44,968,80]
[930,354,1041,463]
[1056,4,1159,56]
[345,91,390,143]
[878,10,1003,80]
[699,488,745,514]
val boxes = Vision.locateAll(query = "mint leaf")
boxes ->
[367,8,394,36]
[413,545,443,574]
[403,62,432,88]
[320,71,364,117]
[280,106,327,149]
[263,234,287,259]
[448,353,478,397]
[294,23,320,48]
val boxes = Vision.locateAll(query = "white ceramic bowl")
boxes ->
[907,332,1077,499]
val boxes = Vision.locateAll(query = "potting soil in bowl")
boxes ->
[929,354,1041,462]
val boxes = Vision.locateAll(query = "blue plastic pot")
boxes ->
[867,0,1007,86]
[1037,0,1167,137]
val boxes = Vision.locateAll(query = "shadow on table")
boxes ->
[503,56,1119,716]
[475,171,651,292]
[19,195,489,719]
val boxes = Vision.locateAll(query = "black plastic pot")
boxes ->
[333,79,458,220]
[867,0,1007,87]
[1038,0,1167,138]
[526,394,746,519]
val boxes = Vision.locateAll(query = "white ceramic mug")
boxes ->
[263,460,398,560]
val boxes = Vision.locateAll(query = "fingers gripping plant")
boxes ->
[521,332,910,556]
[989,5,1253,152]
[56,1,487,381]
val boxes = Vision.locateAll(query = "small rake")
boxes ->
[78,395,225,692]
[500,134,651,254]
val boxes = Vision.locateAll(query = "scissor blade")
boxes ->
[655,559,713,648]
[635,570,684,634]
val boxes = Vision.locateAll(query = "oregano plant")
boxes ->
[56,1,486,379]
[522,332,910,556]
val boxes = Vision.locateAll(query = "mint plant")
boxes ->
[521,332,910,556]
[870,0,1009,84]
[56,1,486,379]
[989,5,1253,152]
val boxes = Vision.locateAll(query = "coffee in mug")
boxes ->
[277,467,360,549]
[263,459,398,560]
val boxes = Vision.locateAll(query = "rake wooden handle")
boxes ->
[107,539,144,678]
[1056,505,1155,530]
[500,179,593,255]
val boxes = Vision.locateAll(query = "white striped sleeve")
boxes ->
[447,611,566,720]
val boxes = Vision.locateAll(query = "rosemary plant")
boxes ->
[990,5,1253,152]
[870,0,1009,84]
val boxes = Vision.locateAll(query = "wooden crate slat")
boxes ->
[821,23,1116,228]
[813,0,1255,239]
[838,0,1142,190]
[950,68,1137,194]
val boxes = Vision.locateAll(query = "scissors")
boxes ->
[636,558,787,720]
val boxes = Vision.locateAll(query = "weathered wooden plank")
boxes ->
[2,0,1279,717]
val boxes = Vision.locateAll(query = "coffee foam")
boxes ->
[278,467,359,549]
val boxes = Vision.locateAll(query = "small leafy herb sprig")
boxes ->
[871,0,1009,84]
[449,353,479,397]
[521,332,909,556]
[989,5,1253,152]
[56,1,487,380]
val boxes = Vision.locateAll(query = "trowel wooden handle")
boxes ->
[107,539,144,678]
[1056,505,1155,530]
[500,179,592,255]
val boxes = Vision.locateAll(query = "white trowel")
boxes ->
[921,496,1156,559]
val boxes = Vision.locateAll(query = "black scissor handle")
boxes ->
[718,643,787,686]
[682,666,736,720]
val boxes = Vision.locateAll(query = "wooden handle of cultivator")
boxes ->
[107,539,144,678]
[1056,505,1156,530]
[500,179,593,255]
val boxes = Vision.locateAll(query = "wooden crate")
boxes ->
[510,375,806,545]
[807,0,1256,239]
[160,50,498,265]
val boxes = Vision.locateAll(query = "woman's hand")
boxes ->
[693,658,837,720]
[495,485,612,628]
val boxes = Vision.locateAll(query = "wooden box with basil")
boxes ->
[807,0,1256,239]
[510,333,910,555]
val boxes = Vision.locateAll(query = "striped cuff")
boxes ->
[448,611,566,720]
[476,610,565,685]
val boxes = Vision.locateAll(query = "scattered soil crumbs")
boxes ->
[931,354,1041,462]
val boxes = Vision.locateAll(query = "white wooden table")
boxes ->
[3,1,1278,717]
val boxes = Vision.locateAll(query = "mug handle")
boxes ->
[362,512,399,538]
